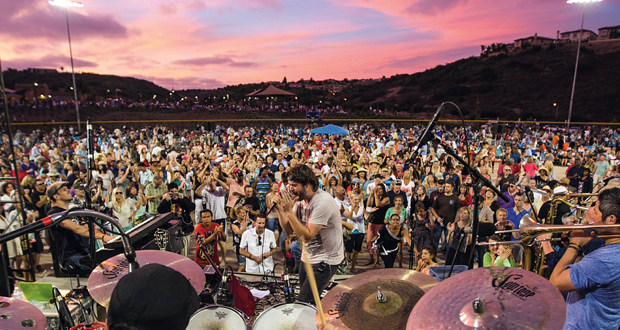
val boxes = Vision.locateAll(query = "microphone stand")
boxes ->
[429,135,508,269]
[447,228,467,278]
[85,118,97,269]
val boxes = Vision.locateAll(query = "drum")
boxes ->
[186,305,248,330]
[252,302,317,330]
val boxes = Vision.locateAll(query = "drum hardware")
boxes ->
[0,296,47,330]
[87,250,205,307]
[407,267,566,329]
[319,268,438,329]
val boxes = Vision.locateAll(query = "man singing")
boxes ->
[239,214,277,274]
[273,165,344,304]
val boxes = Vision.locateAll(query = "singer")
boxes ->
[239,214,277,274]
[272,164,344,305]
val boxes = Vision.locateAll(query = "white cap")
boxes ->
[553,186,568,196]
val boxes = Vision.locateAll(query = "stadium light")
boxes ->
[566,0,602,128]
[49,0,83,131]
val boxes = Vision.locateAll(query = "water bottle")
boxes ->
[12,286,24,300]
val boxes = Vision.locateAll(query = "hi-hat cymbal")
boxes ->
[319,268,438,330]
[88,250,206,307]
[407,267,566,330]
[0,296,47,330]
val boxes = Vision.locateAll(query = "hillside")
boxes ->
[338,42,620,122]
[3,41,620,122]
[1,70,169,101]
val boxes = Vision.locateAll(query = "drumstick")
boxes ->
[300,237,327,328]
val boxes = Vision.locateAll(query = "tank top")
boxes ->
[255,177,270,196]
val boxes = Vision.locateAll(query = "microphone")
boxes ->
[53,287,75,329]
[603,174,620,184]
[282,267,295,303]
[216,268,234,306]
[0,211,68,245]
[411,102,446,160]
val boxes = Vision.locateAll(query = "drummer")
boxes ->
[106,263,200,330]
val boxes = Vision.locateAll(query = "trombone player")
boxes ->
[549,187,620,330]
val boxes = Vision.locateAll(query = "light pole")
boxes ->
[566,0,602,128]
[49,0,83,132]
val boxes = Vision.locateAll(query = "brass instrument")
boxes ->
[521,214,620,275]
[519,215,620,245]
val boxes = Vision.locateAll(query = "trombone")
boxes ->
[518,215,620,246]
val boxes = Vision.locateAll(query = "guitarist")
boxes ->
[194,209,224,268]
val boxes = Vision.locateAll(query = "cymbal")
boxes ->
[318,268,438,329]
[88,250,206,307]
[407,267,566,330]
[0,296,47,330]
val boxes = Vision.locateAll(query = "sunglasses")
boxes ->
[115,192,123,195]
[256,236,262,246]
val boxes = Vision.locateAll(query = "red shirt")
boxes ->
[194,222,220,267]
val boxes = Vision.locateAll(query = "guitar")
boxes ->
[196,231,256,318]
[154,229,169,251]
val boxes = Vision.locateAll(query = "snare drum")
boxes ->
[186,305,248,330]
[252,302,317,330]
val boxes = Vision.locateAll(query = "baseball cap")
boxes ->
[46,181,71,200]
[107,264,199,330]
[352,178,362,184]
[394,179,403,185]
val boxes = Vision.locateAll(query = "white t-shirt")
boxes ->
[240,228,276,274]
[293,189,344,265]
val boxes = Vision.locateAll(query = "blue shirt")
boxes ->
[565,244,620,330]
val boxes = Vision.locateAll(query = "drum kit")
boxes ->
[1,248,568,329]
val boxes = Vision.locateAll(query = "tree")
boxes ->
[282,76,287,84]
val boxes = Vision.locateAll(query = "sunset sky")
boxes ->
[1,0,618,89]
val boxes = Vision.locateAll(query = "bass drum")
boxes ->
[252,302,317,330]
[186,305,248,330]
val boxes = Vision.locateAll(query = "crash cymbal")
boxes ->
[318,268,438,330]
[88,250,206,307]
[407,267,566,330]
[0,296,47,330]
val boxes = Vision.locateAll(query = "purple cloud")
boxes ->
[173,56,258,68]
[406,0,469,16]
[133,75,226,90]
[0,3,128,41]
[4,54,98,70]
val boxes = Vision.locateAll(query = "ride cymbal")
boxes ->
[407,267,566,330]
[0,296,47,330]
[88,250,206,307]
[319,268,438,330]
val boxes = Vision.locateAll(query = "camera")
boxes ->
[171,193,181,199]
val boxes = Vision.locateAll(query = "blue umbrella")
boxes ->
[310,124,349,135]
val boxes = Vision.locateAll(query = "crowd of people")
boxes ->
[0,121,619,329]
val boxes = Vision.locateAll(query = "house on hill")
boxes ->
[559,29,598,43]
[598,25,620,40]
[514,33,555,48]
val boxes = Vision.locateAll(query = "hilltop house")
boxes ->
[559,29,598,43]
[598,25,620,40]
[514,33,555,48]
